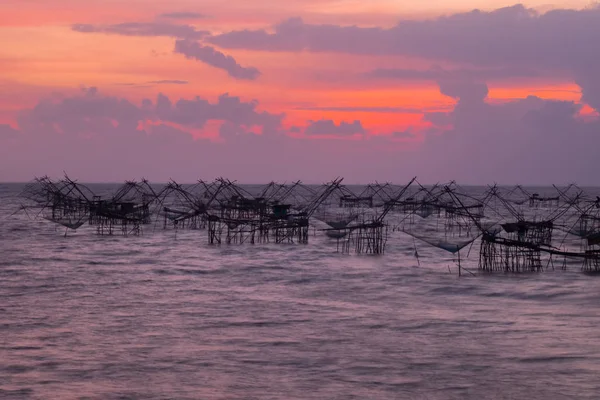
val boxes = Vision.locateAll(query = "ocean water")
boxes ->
[1,183,600,399]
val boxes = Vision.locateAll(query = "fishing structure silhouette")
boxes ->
[16,175,600,275]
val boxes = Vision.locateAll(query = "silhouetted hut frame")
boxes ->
[16,176,600,276]
[19,175,94,235]
[205,178,344,245]
[328,177,417,255]
[88,180,158,236]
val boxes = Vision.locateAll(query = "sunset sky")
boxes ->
[1,1,599,184]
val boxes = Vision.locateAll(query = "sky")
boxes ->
[1,0,600,184]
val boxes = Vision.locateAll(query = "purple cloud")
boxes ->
[207,5,600,110]
[158,12,207,20]
[208,17,385,53]
[2,80,600,184]
[208,5,599,64]
[16,88,281,138]
[0,124,18,140]
[304,119,366,136]
[72,22,208,40]
[423,112,451,126]
[174,40,260,80]
[147,80,189,85]
[72,20,260,81]
[0,89,327,182]
[438,80,489,104]
[392,131,415,139]
[154,92,282,134]
[418,80,600,184]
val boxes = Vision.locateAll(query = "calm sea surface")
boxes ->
[1,183,600,399]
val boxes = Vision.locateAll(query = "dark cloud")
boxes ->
[72,21,259,81]
[174,40,260,80]
[0,89,341,182]
[0,124,18,136]
[208,5,600,64]
[423,112,451,126]
[438,80,489,104]
[2,81,600,184]
[154,92,282,134]
[15,88,281,137]
[69,6,600,101]
[208,17,385,53]
[72,22,208,40]
[576,71,600,113]
[418,81,600,184]
[207,5,600,110]
[304,119,365,136]
[392,131,415,139]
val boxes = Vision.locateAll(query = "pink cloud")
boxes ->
[71,19,260,80]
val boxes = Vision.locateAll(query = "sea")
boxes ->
[1,182,600,399]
